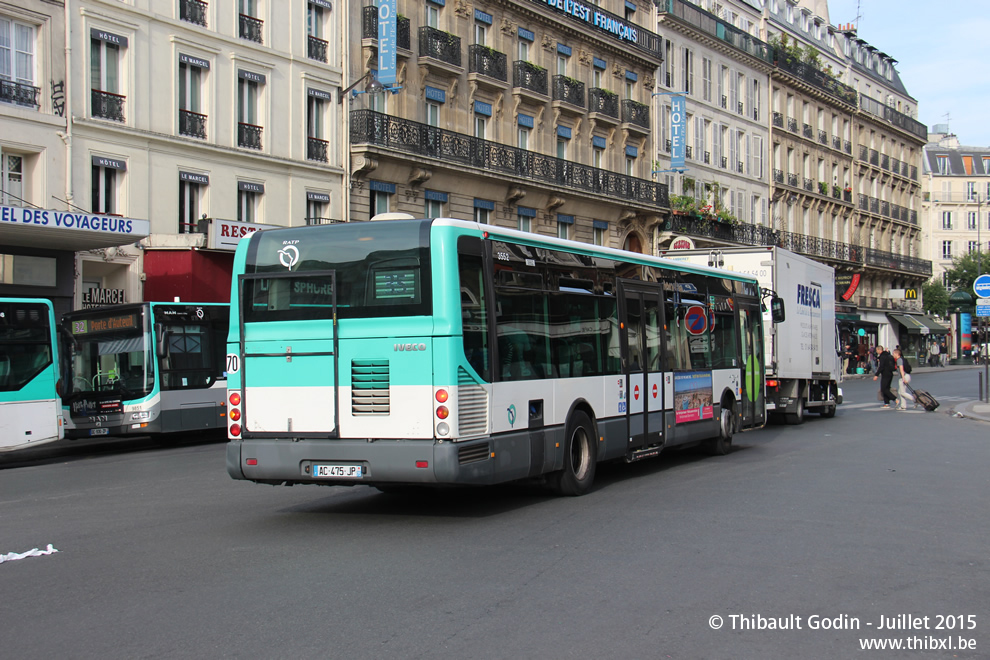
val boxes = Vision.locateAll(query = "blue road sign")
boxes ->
[974,274,990,298]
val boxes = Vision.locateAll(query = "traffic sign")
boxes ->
[977,297,990,317]
[974,274,990,299]
[684,305,708,335]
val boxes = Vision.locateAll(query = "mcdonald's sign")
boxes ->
[905,288,919,300]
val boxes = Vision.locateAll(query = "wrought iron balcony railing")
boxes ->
[818,130,828,145]
[858,144,869,161]
[307,136,329,162]
[844,140,852,154]
[720,156,727,169]
[773,169,784,183]
[621,99,650,129]
[803,177,814,192]
[588,88,619,119]
[865,248,931,276]
[720,95,727,109]
[350,109,669,209]
[553,75,585,109]
[686,145,693,159]
[361,7,410,48]
[468,45,507,83]
[1,79,40,108]
[239,14,263,43]
[832,135,841,151]
[870,149,879,166]
[513,60,547,96]
[858,94,928,140]
[91,89,125,122]
[308,35,328,62]
[803,123,813,139]
[787,173,798,187]
[238,122,263,150]
[419,26,460,67]
[703,151,710,164]
[179,109,207,139]
[305,217,346,226]
[656,0,772,63]
[179,0,208,27]
[772,111,783,128]
[881,153,890,170]
[787,116,798,132]
[774,56,858,107]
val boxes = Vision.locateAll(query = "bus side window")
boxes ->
[457,250,491,381]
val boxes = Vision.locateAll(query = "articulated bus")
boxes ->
[225,218,771,495]
[0,298,64,452]
[62,302,229,440]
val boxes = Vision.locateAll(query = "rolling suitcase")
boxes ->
[907,385,939,412]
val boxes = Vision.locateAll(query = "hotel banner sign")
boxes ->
[524,0,661,58]
[1,204,148,237]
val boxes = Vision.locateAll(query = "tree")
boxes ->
[944,251,990,295]
[922,279,949,316]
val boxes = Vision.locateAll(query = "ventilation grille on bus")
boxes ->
[457,367,489,436]
[458,443,491,465]
[351,360,390,415]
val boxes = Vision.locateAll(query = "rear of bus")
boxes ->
[0,298,63,452]
[225,219,489,487]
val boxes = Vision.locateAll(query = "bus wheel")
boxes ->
[549,411,596,496]
[707,405,734,455]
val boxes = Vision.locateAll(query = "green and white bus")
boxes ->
[225,218,770,495]
[62,302,229,440]
[0,298,64,452]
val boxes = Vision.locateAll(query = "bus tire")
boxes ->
[707,405,734,455]
[549,410,596,496]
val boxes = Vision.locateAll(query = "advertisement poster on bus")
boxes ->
[674,371,713,423]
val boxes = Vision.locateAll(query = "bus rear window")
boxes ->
[242,220,432,321]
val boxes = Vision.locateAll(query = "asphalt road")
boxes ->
[2,370,987,659]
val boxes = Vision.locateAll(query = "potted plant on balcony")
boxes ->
[818,181,828,195]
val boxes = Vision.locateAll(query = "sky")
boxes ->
[823,0,990,147]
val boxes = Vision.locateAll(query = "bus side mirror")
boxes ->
[155,324,170,359]
[770,296,786,323]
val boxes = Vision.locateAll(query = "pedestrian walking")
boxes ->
[873,345,897,408]
[892,348,913,410]
[928,340,940,367]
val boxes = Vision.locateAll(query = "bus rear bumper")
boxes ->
[226,435,538,487]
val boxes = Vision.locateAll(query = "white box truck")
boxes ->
[661,246,842,423]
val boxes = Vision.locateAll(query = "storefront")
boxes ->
[886,313,950,365]
[0,204,149,318]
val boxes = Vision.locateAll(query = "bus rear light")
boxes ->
[415,460,429,468]
[246,458,258,466]
[435,389,449,403]
[230,423,241,437]
[436,406,449,419]
[229,409,241,421]
[767,379,779,388]
[229,392,241,406]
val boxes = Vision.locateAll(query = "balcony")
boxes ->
[720,156,727,169]
[803,123,813,139]
[787,116,798,132]
[657,0,772,64]
[419,26,461,70]
[468,45,507,87]
[513,61,548,99]
[350,109,670,209]
[308,35,328,63]
[858,94,928,141]
[844,140,851,154]
[239,14,263,44]
[858,144,868,161]
[179,0,208,27]
[865,248,932,277]
[238,122,263,150]
[818,130,828,146]
[306,217,345,226]
[307,136,329,162]
[588,88,619,121]
[686,145,693,159]
[361,7,410,49]
[787,173,798,187]
[737,101,744,115]
[720,95,727,109]
[773,169,784,183]
[91,89,125,122]
[621,99,650,131]
[553,75,585,111]
[803,177,814,192]
[870,149,879,166]
[881,153,890,170]
[703,151,710,164]
[179,109,207,139]
[1,79,40,108]
[774,56,858,107]
[772,111,783,128]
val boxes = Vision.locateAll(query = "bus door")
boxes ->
[238,271,339,438]
[737,300,765,428]
[618,281,664,450]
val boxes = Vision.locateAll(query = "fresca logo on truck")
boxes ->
[796,283,821,309]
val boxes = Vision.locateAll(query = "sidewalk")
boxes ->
[843,364,990,423]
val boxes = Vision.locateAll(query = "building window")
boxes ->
[475,115,486,139]
[517,126,529,150]
[92,164,117,215]
[2,154,23,206]
[518,209,534,232]
[942,241,952,260]
[593,221,606,246]
[91,36,124,121]
[942,211,953,230]
[0,18,36,107]
[370,190,389,218]
[426,100,439,127]
[967,181,977,201]
[968,241,979,254]
[178,179,203,233]
[426,3,439,28]
[556,137,567,160]
[237,74,262,149]
[936,155,948,174]
[625,157,634,176]
[306,93,329,162]
[238,0,263,43]
[475,20,487,46]
[682,47,693,95]
[238,188,259,223]
[307,3,329,63]
[474,206,490,223]
[968,212,978,230]
[593,146,604,169]
[701,57,712,102]
[178,59,206,139]
[425,198,443,219]
[557,219,569,240]
[518,37,529,62]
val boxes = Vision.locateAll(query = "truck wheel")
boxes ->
[785,398,805,425]
[820,404,836,418]
[548,411,597,496]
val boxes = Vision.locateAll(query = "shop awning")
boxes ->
[888,313,949,335]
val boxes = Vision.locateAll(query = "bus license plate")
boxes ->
[314,464,362,478]
[90,428,109,436]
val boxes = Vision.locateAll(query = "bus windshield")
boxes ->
[0,301,53,392]
[242,220,433,321]
[66,310,154,400]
